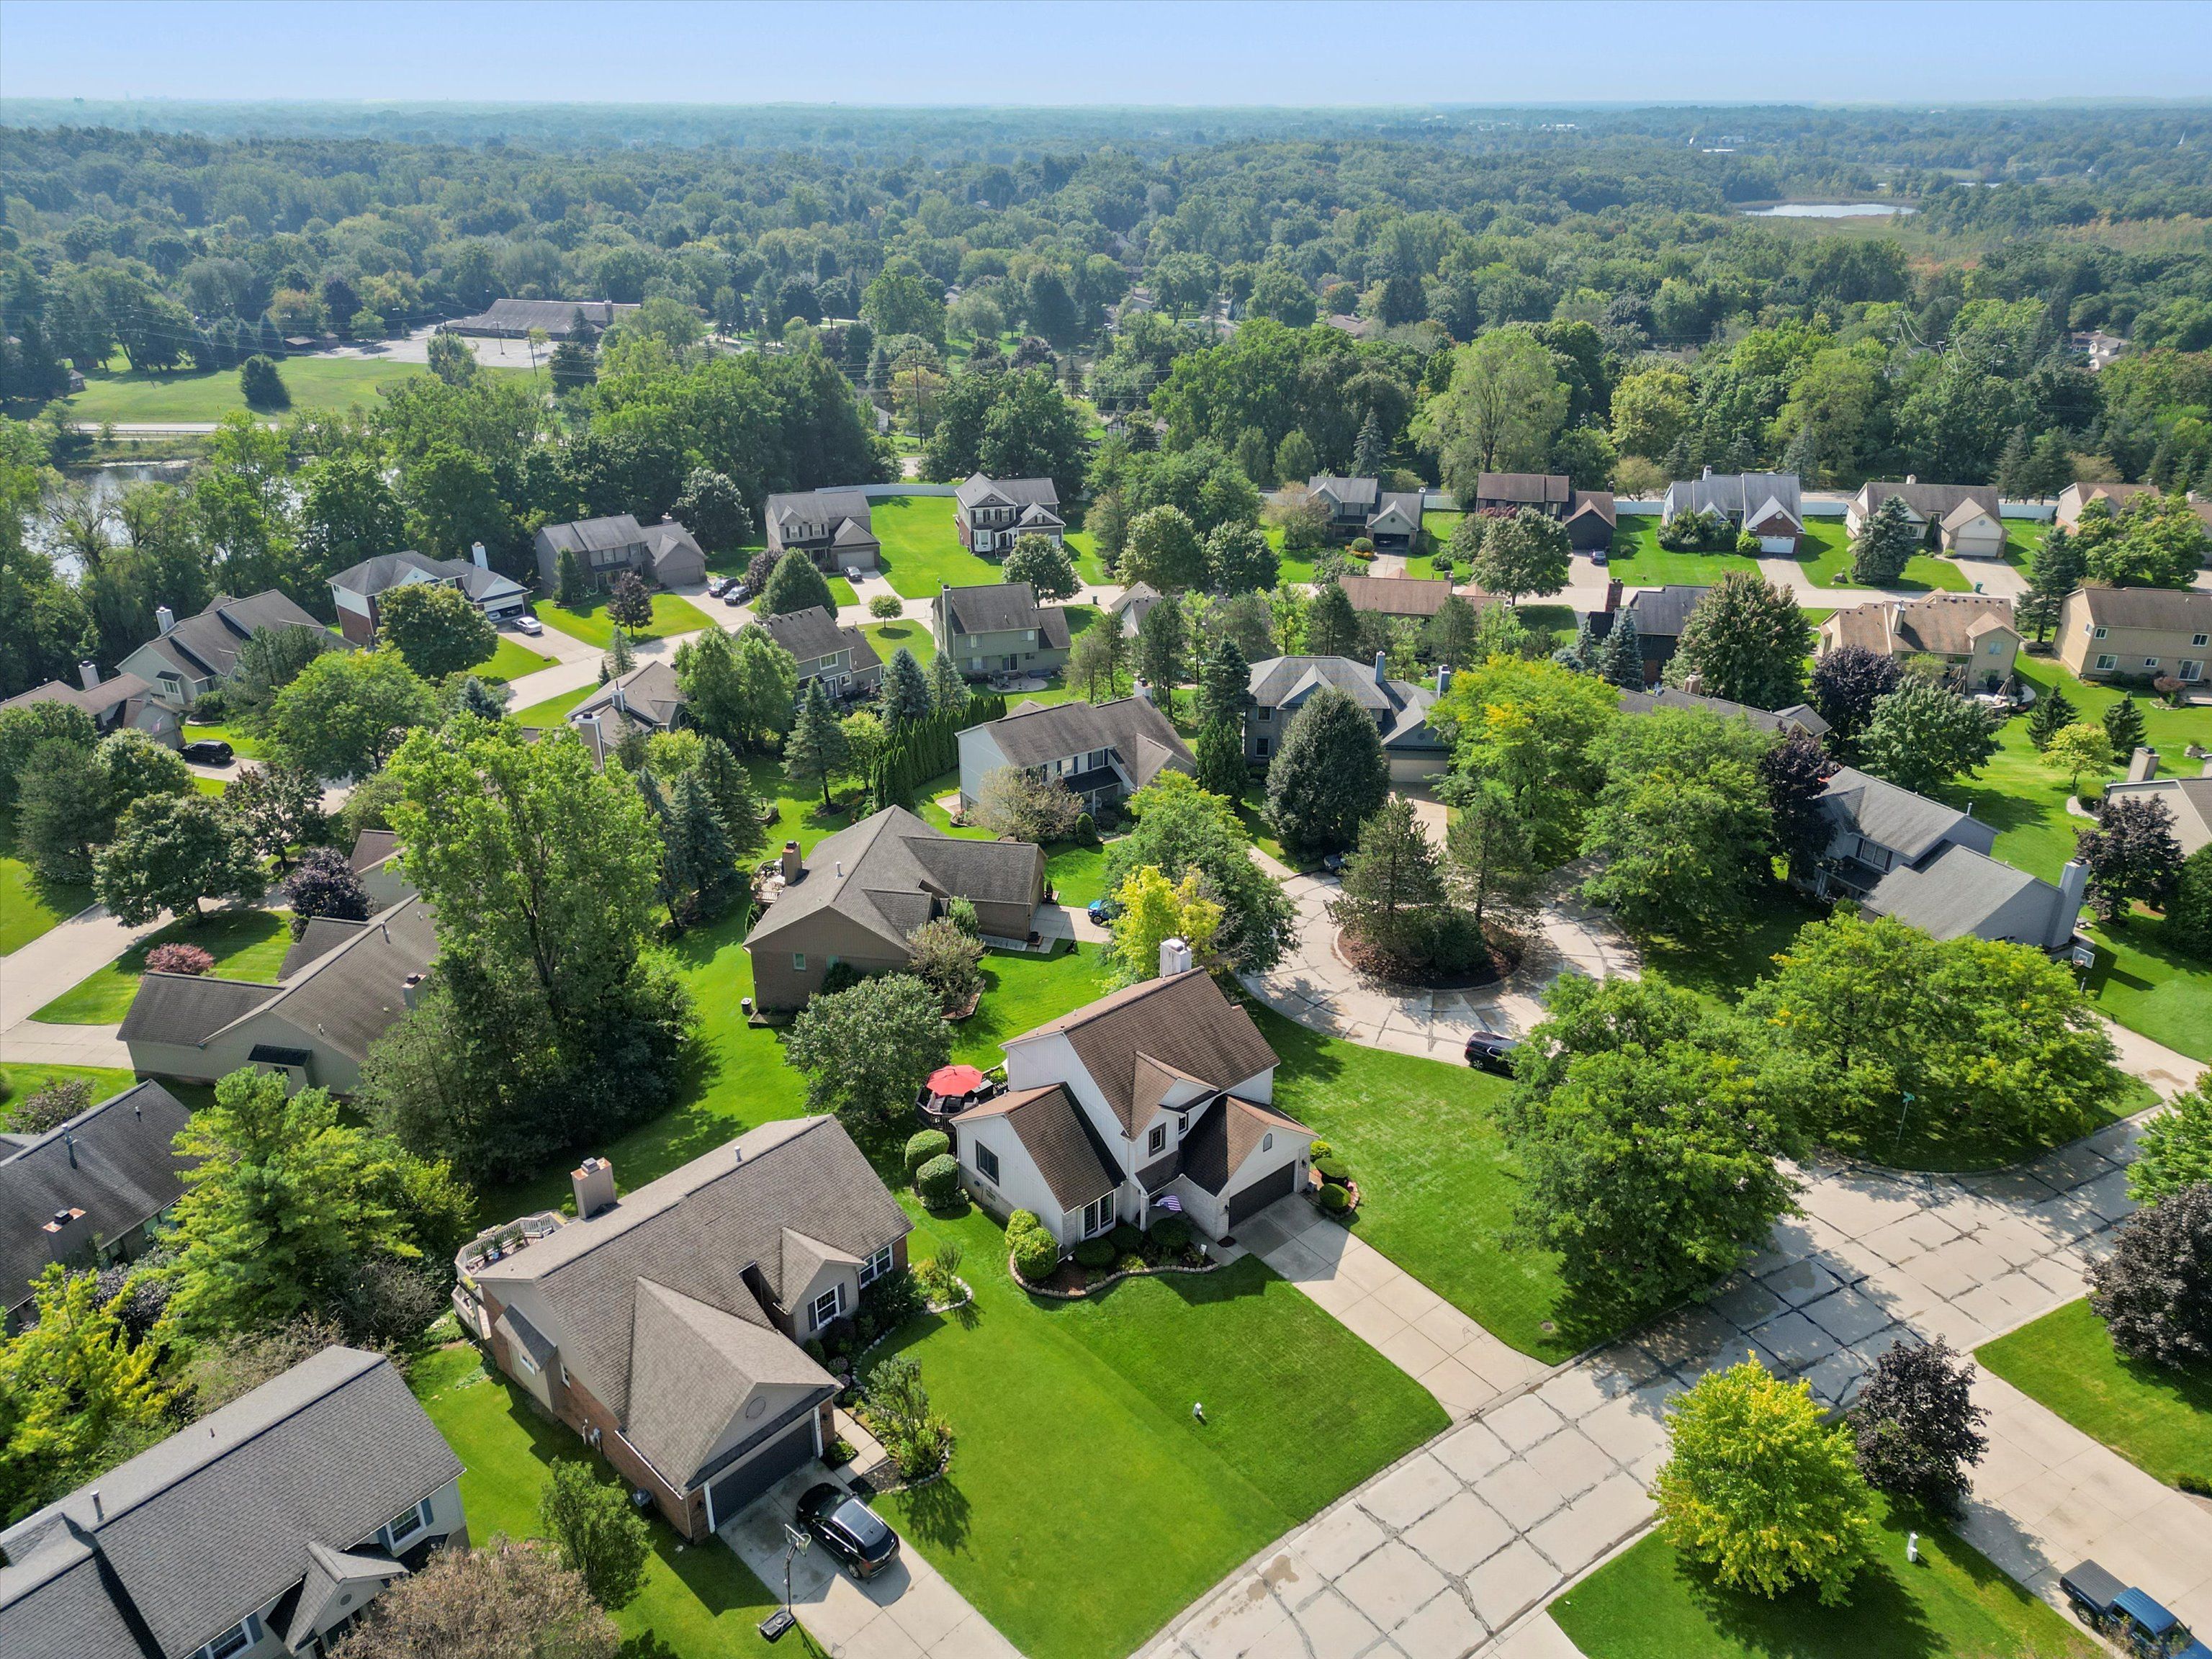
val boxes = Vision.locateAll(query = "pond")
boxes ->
[32,460,195,579]
[1743,202,1918,217]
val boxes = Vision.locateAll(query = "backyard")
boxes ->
[533,590,713,647]
[33,906,293,1022]
[0,1062,140,1125]
[60,351,490,424]
[871,493,1107,600]
[1978,1298,2212,1493]
[863,616,935,666]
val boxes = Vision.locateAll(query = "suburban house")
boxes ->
[956,694,1195,814]
[763,490,881,572]
[558,660,688,763]
[1306,475,1426,551]
[755,606,885,701]
[1660,468,1804,552]
[118,897,435,1092]
[1337,575,1470,622]
[1470,472,1572,516]
[1,665,181,749]
[743,805,1046,1009]
[932,581,1073,679]
[2070,329,2128,372]
[1246,654,1451,781]
[347,828,416,910]
[534,513,707,595]
[1586,582,1709,688]
[950,963,1314,1248]
[954,473,1065,554]
[455,1116,909,1537]
[2056,480,2152,529]
[1563,489,1617,553]
[1809,764,1998,903]
[1844,479,2005,557]
[1110,580,1165,638]
[1617,685,1830,741]
[444,297,634,338]
[1,1081,192,1331]
[2054,585,2212,685]
[327,547,531,644]
[2104,755,2212,855]
[0,1344,465,1659]
[1817,593,2023,691]
[117,590,349,714]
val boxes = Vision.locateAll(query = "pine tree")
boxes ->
[1195,634,1253,727]
[1305,581,1359,657]
[667,769,737,927]
[603,625,635,679]
[879,647,932,729]
[2103,693,2146,756]
[1352,408,1387,478]
[1559,614,1600,674]
[2026,685,2077,750]
[928,650,968,715]
[2028,429,2075,499]
[1266,685,1389,856]
[1851,493,1919,585]
[1781,422,1819,487]
[556,546,585,604]
[1195,716,1248,799]
[2017,526,2086,642]
[784,680,852,806]
[1595,611,1645,688]
[1329,796,1450,964]
[1995,426,2037,500]
[1426,595,1478,669]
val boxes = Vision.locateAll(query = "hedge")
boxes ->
[904,1128,952,1179]
[914,1154,962,1207]
[1012,1226,1060,1281]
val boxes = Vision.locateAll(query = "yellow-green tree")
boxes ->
[2045,720,2114,796]
[0,1265,173,1522]
[1108,865,1223,984]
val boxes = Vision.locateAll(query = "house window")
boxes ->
[2143,658,2161,670]
[1084,1197,1113,1235]
[1987,640,2004,655]
[859,1244,894,1286]
[199,1613,262,1659]
[2095,654,2118,672]
[1262,1133,1274,1153]
[1254,706,1271,721]
[1147,1123,1167,1156]
[792,953,806,972]
[385,1498,432,1549]
[975,1143,1000,1184]
[2180,661,2203,682]
[1177,1112,1189,1133]
[2093,626,2108,638]
[2194,634,2209,648]
[1255,737,1270,758]
[809,1285,843,1331]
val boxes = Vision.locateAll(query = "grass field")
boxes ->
[1979,1298,2212,1493]
[1,806,93,955]
[863,617,935,667]
[1792,519,1972,593]
[874,1202,1448,1659]
[1601,515,1765,586]
[873,495,1006,600]
[509,682,593,730]
[478,634,557,683]
[533,591,711,647]
[179,719,269,760]
[62,352,480,424]
[0,1062,141,1125]
[35,907,292,1023]
[1550,1496,2096,1659]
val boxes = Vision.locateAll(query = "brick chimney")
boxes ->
[42,1208,91,1263]
[1604,578,1623,615]
[571,1156,616,1219]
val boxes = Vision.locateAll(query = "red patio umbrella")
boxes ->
[925,1064,987,1098]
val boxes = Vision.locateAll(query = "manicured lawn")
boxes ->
[1601,515,1765,586]
[2001,519,2051,569]
[191,775,228,797]
[1,806,93,955]
[1,1062,141,1124]
[828,575,860,609]
[1793,518,1971,593]
[533,591,711,647]
[477,634,557,683]
[62,351,484,424]
[873,1202,1449,1659]
[179,719,269,760]
[410,1344,793,1659]
[1979,1298,2212,1493]
[34,907,292,1023]
[2082,917,2212,1063]
[872,495,1005,599]
[1550,1495,2097,1659]
[509,682,593,730]
[1063,527,1109,587]
[863,618,935,667]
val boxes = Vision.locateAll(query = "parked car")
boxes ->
[513,613,544,636]
[181,738,234,765]
[1087,896,1121,926]
[796,1483,900,1581]
[1589,546,1609,566]
[706,575,728,597]
[1464,1031,1519,1076]
[2060,1561,2208,1655]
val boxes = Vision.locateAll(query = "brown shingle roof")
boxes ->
[2070,585,2212,631]
[1338,575,1455,619]
[1823,593,2019,657]
[1475,472,1571,506]
[968,1084,1120,1210]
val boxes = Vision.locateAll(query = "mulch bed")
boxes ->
[1334,928,1516,990]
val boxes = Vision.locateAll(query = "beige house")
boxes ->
[2055,585,2212,685]
[1844,479,2005,557]
[1817,593,2022,692]
[1,665,181,749]
[932,581,1072,679]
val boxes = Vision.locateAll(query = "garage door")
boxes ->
[1227,1161,1298,1228]
[705,1414,818,1530]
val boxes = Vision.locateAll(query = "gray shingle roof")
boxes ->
[1665,472,1804,526]
[1307,475,1380,510]
[755,606,881,672]
[745,806,1045,954]
[1818,767,1977,863]
[1178,1094,1310,1197]
[1853,480,2000,524]
[138,590,338,682]
[446,297,629,336]
[1,673,156,720]
[966,1084,1119,1210]
[1246,657,1442,752]
[954,473,1060,512]
[1475,472,1572,506]
[348,828,399,875]
[1622,585,1709,640]
[1617,686,1830,739]
[0,1346,460,1659]
[325,550,526,606]
[537,513,644,556]
[1861,843,2062,943]
[2101,775,2212,855]
[974,696,1195,781]
[624,1280,835,1483]
[570,661,686,733]
[2071,585,2212,631]
[941,583,1070,644]
[765,490,876,544]
[0,1082,193,1317]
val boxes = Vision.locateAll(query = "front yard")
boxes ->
[1,1062,140,1125]
[873,1202,1449,1659]
[34,907,292,1022]
[479,634,558,683]
[1792,518,1971,593]
[1978,1298,2212,1493]
[533,590,713,647]
[1,806,91,955]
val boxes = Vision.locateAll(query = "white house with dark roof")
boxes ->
[1844,479,2005,557]
[1,665,181,750]
[754,606,884,701]
[458,1115,909,1537]
[950,964,1313,1249]
[1,1081,194,1330]
[954,473,1064,554]
[0,1345,464,1659]
[325,547,530,645]
[956,694,1195,813]
[117,590,351,713]
[763,490,881,572]
[1245,654,1451,781]
[1660,468,1804,553]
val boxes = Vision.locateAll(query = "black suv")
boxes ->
[796,1483,900,1580]
[181,738,234,765]
[1463,1031,1519,1076]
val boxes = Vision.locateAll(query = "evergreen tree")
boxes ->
[2028,428,2076,498]
[2103,692,2147,755]
[603,625,634,678]
[759,549,835,616]
[784,680,852,806]
[1195,716,1248,799]
[1780,421,1820,487]
[692,734,764,860]
[643,768,739,930]
[556,546,585,605]
[1995,426,2037,499]
[1329,796,1450,964]
[928,649,969,715]
[1136,595,1188,703]
[1426,594,1478,670]
[2026,684,2077,750]
[879,647,932,728]
[1595,610,1645,688]
[1444,775,1545,937]
[1305,581,1359,657]
[1850,493,1918,585]
[1351,408,1388,478]
[1195,633,1253,727]
[1558,613,1600,673]
[1266,685,1389,856]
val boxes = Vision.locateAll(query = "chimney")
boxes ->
[471,541,488,570]
[1435,662,1452,696]
[780,840,801,883]
[2052,858,2090,952]
[571,1156,617,1219]
[2127,746,2158,783]
[156,604,176,635]
[1905,474,1917,485]
[401,972,424,1010]
[1684,672,1707,696]
[78,660,100,691]
[1604,578,1623,615]
[1373,650,1388,688]
[1701,464,1714,480]
[612,678,629,714]
[42,1208,91,1262]
[1159,936,1194,978]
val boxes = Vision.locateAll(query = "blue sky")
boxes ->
[1,0,2206,105]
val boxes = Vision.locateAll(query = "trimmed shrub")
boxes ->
[1314,1155,1352,1185]
[1109,1223,1144,1256]
[1007,1208,1043,1237]
[1117,1251,1148,1274]
[1307,1138,1335,1162]
[1148,1215,1191,1254]
[1350,536,1375,554]
[868,593,904,619]
[904,1128,952,1179]
[1319,1182,1352,1213]
[1074,1238,1115,1269]
[1073,811,1097,845]
[803,1336,827,1364]
[1011,1226,1060,1281]
[914,1154,962,1208]
[145,943,214,976]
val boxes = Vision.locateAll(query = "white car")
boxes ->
[513,613,544,637]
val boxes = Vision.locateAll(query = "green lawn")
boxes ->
[510,682,593,731]
[61,351,488,424]
[1550,1496,2096,1659]
[179,719,269,760]
[1601,515,1765,586]
[873,1202,1449,1659]
[2082,917,2212,1063]
[1793,519,1972,593]
[872,495,1007,600]
[2001,519,2051,570]
[1979,1298,2212,1493]
[1063,527,1109,588]
[478,634,557,683]
[1,1062,141,1124]
[1,806,93,955]
[34,907,292,1023]
[827,575,860,609]
[533,591,711,647]
[863,618,935,667]
[410,1344,794,1659]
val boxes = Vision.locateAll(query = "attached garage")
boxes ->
[1388,752,1447,783]
[703,1411,820,1531]
[1226,1161,1298,1228]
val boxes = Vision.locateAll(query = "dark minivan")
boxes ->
[796,1483,900,1580]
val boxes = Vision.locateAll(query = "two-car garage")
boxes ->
[703,1408,824,1532]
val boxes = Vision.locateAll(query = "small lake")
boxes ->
[32,461,194,580]
[1743,202,1917,218]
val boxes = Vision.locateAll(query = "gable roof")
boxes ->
[1,673,158,721]
[1818,766,1978,863]
[2102,775,2212,856]
[744,805,1044,954]
[2067,585,2212,632]
[965,1084,1120,1210]
[1009,970,1280,1139]
[1860,842,2064,943]
[132,590,338,682]
[954,473,1060,512]
[1617,685,1830,739]
[0,1082,194,1316]
[973,696,1195,782]
[1338,575,1455,619]
[348,827,399,876]
[325,549,526,604]
[570,661,686,734]
[0,1346,459,1659]
[1307,475,1380,511]
[1823,593,2020,657]
[755,606,882,670]
[1622,584,1709,639]
[623,1280,835,1482]
[1476,472,1571,506]
[536,514,644,556]
[940,582,1071,645]
[1666,471,1804,526]
[448,297,628,336]
[764,490,876,544]
[1853,480,2000,524]
[1179,1094,1311,1197]
[1565,490,1617,528]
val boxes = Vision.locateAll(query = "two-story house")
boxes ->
[755,606,886,702]
[954,473,1065,554]
[0,1345,465,1659]
[1306,475,1426,551]
[328,546,531,644]
[1660,468,1804,553]
[956,694,1195,814]
[117,590,351,714]
[1470,472,1572,516]
[1817,593,2023,693]
[2055,585,2212,685]
[1810,765,1999,903]
[1246,654,1450,782]
[763,490,882,572]
[1584,581,1710,688]
[1,664,181,750]
[558,661,688,765]
[456,1116,910,1537]
[932,581,1073,678]
[1844,478,2005,558]
[948,961,1314,1248]
[532,513,707,595]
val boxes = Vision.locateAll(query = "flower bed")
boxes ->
[1010,1251,1219,1299]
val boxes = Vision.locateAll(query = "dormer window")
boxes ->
[384,1498,432,1549]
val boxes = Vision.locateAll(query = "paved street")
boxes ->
[1,902,166,1067]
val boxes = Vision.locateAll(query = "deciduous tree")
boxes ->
[1121,504,1208,592]
[331,1538,618,1659]
[1003,532,1078,601]
[2087,1182,2212,1371]
[1858,678,1997,796]
[1102,771,1293,972]
[283,844,373,934]
[759,548,835,617]
[1668,573,1812,711]
[377,582,497,680]
[1579,709,1775,938]
[540,1460,652,1610]
[2074,793,2181,920]
[1469,508,1570,603]
[786,974,950,1133]
[269,650,441,780]
[2129,1073,2212,1205]
[1851,1337,1988,1515]
[1303,580,1359,657]
[1108,864,1223,984]
[1809,644,1903,759]
[225,760,329,866]
[92,793,268,923]
[1413,329,1570,499]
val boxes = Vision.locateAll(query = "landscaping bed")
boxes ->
[1332,922,1511,989]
